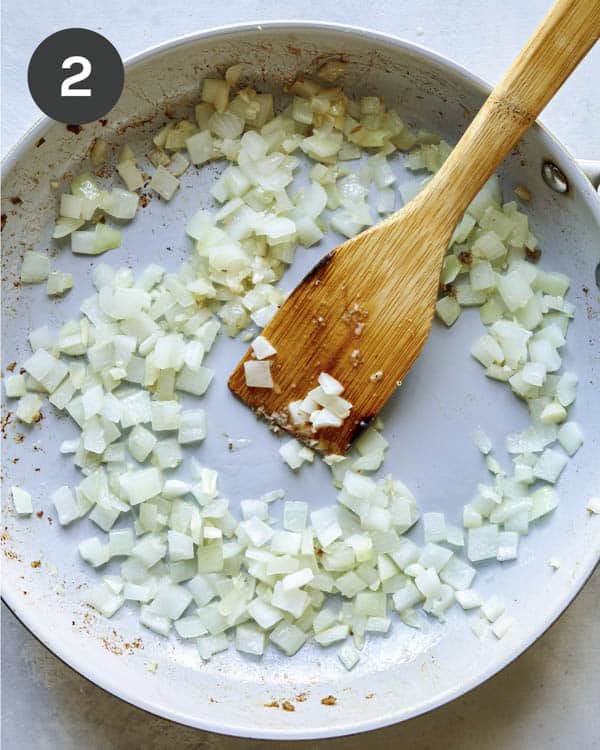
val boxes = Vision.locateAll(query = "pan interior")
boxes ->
[2,25,599,739]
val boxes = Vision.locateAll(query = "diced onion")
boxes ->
[244,360,273,388]
[13,70,587,669]
[11,486,33,515]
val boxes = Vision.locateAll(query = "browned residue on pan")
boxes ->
[103,638,124,656]
[1,528,21,561]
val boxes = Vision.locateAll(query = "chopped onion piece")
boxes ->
[11,486,33,515]
[117,160,144,192]
[532,448,568,483]
[79,537,110,568]
[269,621,306,656]
[422,512,447,543]
[52,486,79,525]
[4,374,27,398]
[251,335,276,360]
[496,531,519,561]
[338,642,360,670]
[47,271,74,296]
[140,606,171,637]
[244,360,273,388]
[314,623,349,646]
[471,617,490,640]
[83,582,124,617]
[16,393,44,424]
[539,402,567,424]
[556,372,578,406]
[310,408,343,429]
[235,623,266,655]
[492,613,515,639]
[472,429,492,455]
[467,524,499,562]
[455,589,481,610]
[318,372,344,395]
[282,568,314,591]
[21,251,50,283]
[482,595,506,622]
[529,486,559,521]
[150,166,180,200]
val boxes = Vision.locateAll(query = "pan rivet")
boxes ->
[542,162,568,193]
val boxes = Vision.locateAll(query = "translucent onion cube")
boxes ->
[467,524,499,562]
[83,582,124,618]
[354,590,387,617]
[482,595,506,622]
[4,374,27,398]
[127,424,157,462]
[79,537,110,567]
[496,531,520,561]
[51,487,79,526]
[338,642,360,670]
[314,623,349,646]
[196,633,229,660]
[21,251,50,283]
[250,335,277,360]
[109,529,135,557]
[310,408,343,429]
[177,409,207,444]
[418,543,452,572]
[283,500,308,532]
[528,486,559,521]
[243,360,273,388]
[318,372,344,395]
[150,400,181,431]
[11,486,33,515]
[392,581,424,612]
[532,448,568,483]
[422,512,447,543]
[271,581,309,618]
[235,623,266,656]
[556,372,578,407]
[174,616,208,639]
[492,613,515,639]
[139,606,172,637]
[119,467,163,505]
[148,582,192,619]
[435,296,461,326]
[455,589,482,610]
[247,598,284,630]
[557,421,584,456]
[269,621,306,656]
[150,166,180,200]
[282,567,314,591]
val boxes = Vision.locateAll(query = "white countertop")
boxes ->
[1,1,599,747]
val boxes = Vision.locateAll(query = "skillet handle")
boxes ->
[577,159,600,190]
[420,0,600,222]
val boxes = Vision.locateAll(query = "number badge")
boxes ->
[28,28,124,125]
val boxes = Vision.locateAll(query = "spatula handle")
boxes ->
[419,0,600,224]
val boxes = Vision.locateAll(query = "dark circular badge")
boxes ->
[27,28,124,125]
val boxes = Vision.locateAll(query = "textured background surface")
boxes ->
[1,0,599,747]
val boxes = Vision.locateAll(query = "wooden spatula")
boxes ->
[229,0,599,456]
